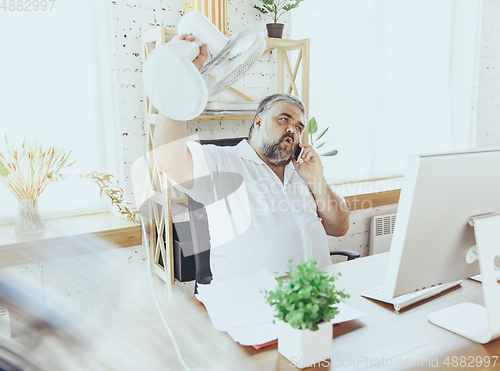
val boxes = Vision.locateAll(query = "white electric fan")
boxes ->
[143,12,266,120]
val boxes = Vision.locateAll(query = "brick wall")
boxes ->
[474,0,500,147]
[109,0,290,201]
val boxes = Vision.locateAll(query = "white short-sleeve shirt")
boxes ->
[171,139,331,282]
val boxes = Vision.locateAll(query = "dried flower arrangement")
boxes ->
[0,136,76,233]
[0,135,75,200]
[0,136,139,233]
[82,171,139,223]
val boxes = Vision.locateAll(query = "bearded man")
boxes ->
[153,35,349,283]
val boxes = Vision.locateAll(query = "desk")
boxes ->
[5,253,500,370]
[143,253,500,370]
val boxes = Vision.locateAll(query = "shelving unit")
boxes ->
[141,26,310,291]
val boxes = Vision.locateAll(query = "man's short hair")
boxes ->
[248,94,306,139]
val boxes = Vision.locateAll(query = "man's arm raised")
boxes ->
[152,35,207,189]
[153,113,194,187]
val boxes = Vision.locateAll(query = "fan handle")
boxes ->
[178,12,229,59]
[166,40,203,64]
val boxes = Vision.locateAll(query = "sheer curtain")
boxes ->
[0,0,119,221]
[292,0,480,184]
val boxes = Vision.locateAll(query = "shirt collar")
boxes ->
[283,162,296,185]
[236,140,296,184]
[235,139,266,165]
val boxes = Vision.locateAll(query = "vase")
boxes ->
[15,199,45,234]
[277,321,332,369]
[266,23,284,38]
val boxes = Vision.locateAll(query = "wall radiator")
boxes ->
[369,213,397,255]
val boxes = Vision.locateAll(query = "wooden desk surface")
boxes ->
[8,253,498,370]
[149,253,500,370]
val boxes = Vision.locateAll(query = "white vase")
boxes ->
[277,321,333,369]
[15,198,45,234]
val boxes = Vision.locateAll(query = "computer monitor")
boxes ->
[383,148,500,343]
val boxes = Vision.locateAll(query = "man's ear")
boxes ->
[254,115,263,130]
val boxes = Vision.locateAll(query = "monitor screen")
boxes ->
[384,148,500,298]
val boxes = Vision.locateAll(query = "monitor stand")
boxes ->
[428,213,500,344]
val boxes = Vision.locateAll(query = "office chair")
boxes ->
[187,196,360,290]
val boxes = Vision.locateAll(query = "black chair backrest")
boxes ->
[188,196,213,284]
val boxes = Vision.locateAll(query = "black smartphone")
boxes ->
[294,143,303,161]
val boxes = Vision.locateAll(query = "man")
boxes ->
[153,34,349,283]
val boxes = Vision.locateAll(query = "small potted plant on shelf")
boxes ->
[263,258,349,369]
[254,0,304,39]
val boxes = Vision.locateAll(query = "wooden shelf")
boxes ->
[147,113,255,124]
[191,114,255,121]
[149,28,307,49]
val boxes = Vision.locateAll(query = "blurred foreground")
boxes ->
[0,234,185,370]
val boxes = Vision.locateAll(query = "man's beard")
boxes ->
[258,129,296,167]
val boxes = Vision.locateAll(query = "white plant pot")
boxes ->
[277,321,333,369]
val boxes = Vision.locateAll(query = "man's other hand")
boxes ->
[173,34,208,70]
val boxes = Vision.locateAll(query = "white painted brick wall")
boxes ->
[109,0,290,204]
[474,0,500,147]
[328,204,398,264]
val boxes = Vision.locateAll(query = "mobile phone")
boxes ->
[294,142,304,161]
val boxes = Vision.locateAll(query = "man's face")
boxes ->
[256,101,305,166]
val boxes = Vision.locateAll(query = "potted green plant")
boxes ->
[254,0,304,38]
[263,258,349,368]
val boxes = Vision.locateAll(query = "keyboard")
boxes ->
[469,268,500,283]
[361,280,462,311]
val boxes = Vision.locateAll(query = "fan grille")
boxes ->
[200,28,266,98]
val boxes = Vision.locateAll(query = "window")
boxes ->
[292,0,480,184]
[0,0,119,222]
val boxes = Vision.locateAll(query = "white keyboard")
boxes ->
[469,269,500,283]
[362,280,462,311]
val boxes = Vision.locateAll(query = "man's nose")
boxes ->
[286,125,296,134]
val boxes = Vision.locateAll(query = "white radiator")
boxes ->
[369,213,397,255]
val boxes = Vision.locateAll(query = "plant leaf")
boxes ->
[308,117,318,135]
[320,149,338,156]
[315,127,329,141]
[315,142,325,149]
[254,5,268,14]
[262,257,349,330]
